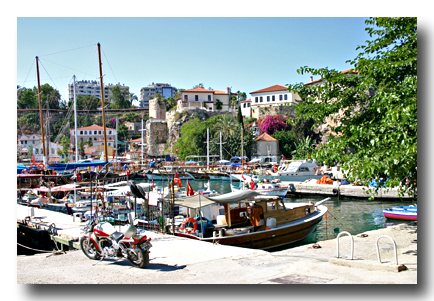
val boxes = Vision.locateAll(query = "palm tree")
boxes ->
[213,114,238,140]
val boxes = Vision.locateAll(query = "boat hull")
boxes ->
[383,206,417,221]
[176,205,327,250]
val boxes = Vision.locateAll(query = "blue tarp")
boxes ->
[231,156,248,160]
[185,161,198,165]
[47,161,109,171]
[231,163,241,167]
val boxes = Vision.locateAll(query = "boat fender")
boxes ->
[332,188,338,195]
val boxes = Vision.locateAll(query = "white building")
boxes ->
[139,83,177,108]
[65,80,130,103]
[70,124,117,145]
[17,134,42,151]
[250,85,300,108]
[177,87,235,112]
[33,141,64,163]
[240,99,252,118]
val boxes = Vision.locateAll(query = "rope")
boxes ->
[39,43,96,57]
[17,242,65,257]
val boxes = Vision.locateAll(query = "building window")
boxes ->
[184,95,188,101]
[195,95,199,101]
[208,95,211,101]
[80,131,83,135]
[248,103,250,107]
[272,95,275,101]
[109,131,112,134]
[84,131,87,135]
[260,97,263,102]
[255,97,258,103]
[279,95,283,101]
[99,131,101,135]
[243,103,246,108]
[94,131,97,135]
[284,94,288,100]
[267,96,270,102]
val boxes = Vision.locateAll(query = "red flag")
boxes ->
[152,176,155,189]
[250,178,255,190]
[175,148,178,153]
[32,154,35,164]
[126,170,130,176]
[113,152,115,159]
[241,173,246,180]
[187,180,194,196]
[175,171,179,179]
[76,170,81,182]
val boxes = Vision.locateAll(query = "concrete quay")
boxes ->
[17,216,417,284]
[283,179,415,200]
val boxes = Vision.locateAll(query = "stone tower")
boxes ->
[149,98,166,120]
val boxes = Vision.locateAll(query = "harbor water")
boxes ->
[136,178,416,250]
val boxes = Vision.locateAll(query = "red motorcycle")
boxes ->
[80,214,152,268]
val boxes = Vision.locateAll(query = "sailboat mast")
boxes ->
[97,43,109,165]
[73,75,78,163]
[36,56,47,165]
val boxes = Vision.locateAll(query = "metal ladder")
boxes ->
[336,232,399,265]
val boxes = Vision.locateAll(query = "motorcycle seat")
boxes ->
[111,231,124,242]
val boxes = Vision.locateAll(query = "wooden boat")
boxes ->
[383,205,417,221]
[170,190,329,250]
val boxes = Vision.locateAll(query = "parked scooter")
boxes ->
[80,213,152,268]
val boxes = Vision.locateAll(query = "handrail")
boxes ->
[336,231,354,260]
[375,235,398,265]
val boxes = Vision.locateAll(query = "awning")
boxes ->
[168,190,260,209]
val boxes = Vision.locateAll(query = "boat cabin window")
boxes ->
[266,200,285,212]
[299,167,309,172]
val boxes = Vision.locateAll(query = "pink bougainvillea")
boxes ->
[258,115,289,135]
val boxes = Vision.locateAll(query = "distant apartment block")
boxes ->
[139,83,177,108]
[65,80,130,103]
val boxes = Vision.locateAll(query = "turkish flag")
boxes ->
[152,176,155,189]
[187,180,194,196]
[175,171,179,179]
[241,173,246,180]
[32,154,35,164]
[251,178,255,190]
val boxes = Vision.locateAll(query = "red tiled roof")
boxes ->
[250,85,288,94]
[128,138,143,143]
[182,87,214,93]
[76,124,115,131]
[255,132,277,142]
[241,98,251,103]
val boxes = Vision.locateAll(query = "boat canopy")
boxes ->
[48,161,109,171]
[168,190,260,209]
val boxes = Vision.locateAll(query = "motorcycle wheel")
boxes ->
[127,247,149,268]
[80,237,101,260]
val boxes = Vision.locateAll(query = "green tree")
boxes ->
[57,135,70,163]
[109,85,131,109]
[287,17,417,197]
[18,89,38,109]
[291,136,316,160]
[215,99,223,110]
[272,130,297,159]
[117,124,129,141]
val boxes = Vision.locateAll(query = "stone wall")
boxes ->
[251,104,297,120]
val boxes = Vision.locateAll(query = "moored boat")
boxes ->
[170,190,329,250]
[383,205,417,221]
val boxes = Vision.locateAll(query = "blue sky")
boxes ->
[17,17,369,104]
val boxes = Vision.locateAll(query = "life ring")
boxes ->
[180,217,197,234]
[37,163,45,170]
[21,169,27,174]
